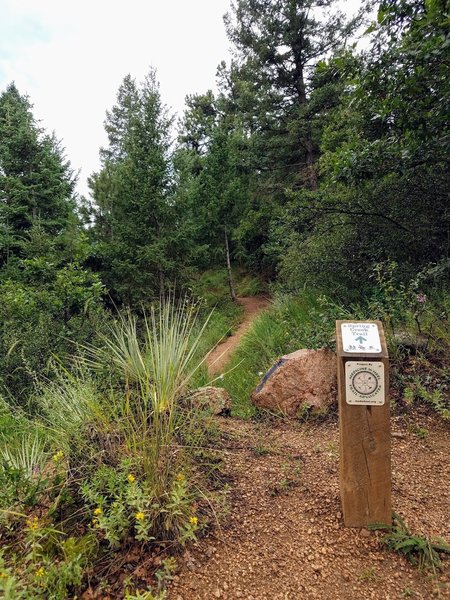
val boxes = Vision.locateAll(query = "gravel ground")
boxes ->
[168,412,449,600]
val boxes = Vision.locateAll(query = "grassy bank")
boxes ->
[218,286,450,420]
[217,293,335,417]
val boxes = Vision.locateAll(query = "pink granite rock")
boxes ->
[251,348,337,417]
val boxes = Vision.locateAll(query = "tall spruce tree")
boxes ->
[0,83,75,267]
[90,70,187,305]
[197,0,365,278]
[176,89,256,294]
[0,83,105,401]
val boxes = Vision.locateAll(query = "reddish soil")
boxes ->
[207,296,272,376]
[168,412,449,600]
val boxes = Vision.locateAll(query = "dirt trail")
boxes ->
[167,296,449,599]
[168,414,449,600]
[207,296,271,376]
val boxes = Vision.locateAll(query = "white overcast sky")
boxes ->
[0,0,365,198]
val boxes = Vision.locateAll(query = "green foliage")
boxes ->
[0,527,97,599]
[0,418,97,597]
[357,262,450,419]
[90,70,190,305]
[277,1,450,293]
[81,463,198,548]
[0,258,106,403]
[0,83,75,266]
[375,514,450,570]
[176,97,253,274]
[124,587,167,600]
[73,297,210,542]
[0,402,55,515]
[0,297,216,595]
[1,3,449,595]
[402,376,449,421]
[221,274,449,420]
[0,84,107,404]
[0,432,47,482]
[210,1,367,276]
[38,373,103,435]
[235,273,265,297]
[224,0,364,190]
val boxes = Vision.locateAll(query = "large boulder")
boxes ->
[189,386,232,416]
[251,348,337,417]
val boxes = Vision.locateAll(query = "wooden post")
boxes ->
[336,320,391,527]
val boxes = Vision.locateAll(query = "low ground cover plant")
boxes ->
[374,514,450,571]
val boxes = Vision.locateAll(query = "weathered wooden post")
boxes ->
[336,321,391,527]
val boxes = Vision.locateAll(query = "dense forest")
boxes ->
[0,1,449,598]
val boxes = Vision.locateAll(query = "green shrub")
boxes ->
[77,296,212,521]
[81,461,198,548]
[0,528,97,599]
[0,264,107,407]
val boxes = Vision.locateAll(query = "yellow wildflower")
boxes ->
[26,516,39,530]
[127,474,136,483]
[135,511,145,521]
[0,572,8,579]
[93,507,102,516]
[176,472,185,482]
[92,518,99,528]
[35,567,46,578]
[189,516,198,527]
[52,450,64,463]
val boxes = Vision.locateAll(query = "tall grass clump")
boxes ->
[0,432,47,482]
[76,297,213,537]
[0,398,52,516]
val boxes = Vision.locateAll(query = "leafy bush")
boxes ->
[0,262,107,407]
[0,529,97,599]
[81,462,198,548]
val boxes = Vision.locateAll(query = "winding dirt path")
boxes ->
[207,296,271,376]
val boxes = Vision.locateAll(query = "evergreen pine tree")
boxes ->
[90,70,189,305]
[0,83,75,267]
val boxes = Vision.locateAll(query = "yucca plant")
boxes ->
[83,296,212,493]
[0,432,47,482]
[39,372,102,431]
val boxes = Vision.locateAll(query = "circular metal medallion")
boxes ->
[352,370,378,395]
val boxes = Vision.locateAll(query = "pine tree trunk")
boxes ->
[225,227,237,303]
[297,71,318,191]
[305,134,318,191]
[159,269,165,299]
